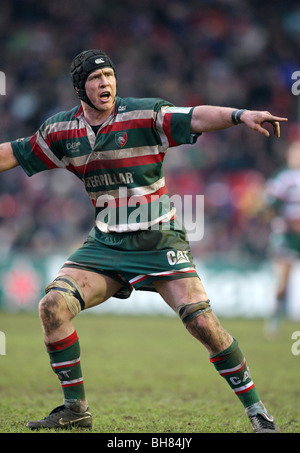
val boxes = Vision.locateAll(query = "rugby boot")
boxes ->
[26,404,92,430]
[249,412,280,433]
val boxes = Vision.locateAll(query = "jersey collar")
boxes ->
[73,99,118,121]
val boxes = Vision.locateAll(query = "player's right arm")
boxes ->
[0,142,19,172]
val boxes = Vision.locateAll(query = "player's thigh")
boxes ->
[57,267,123,309]
[153,277,208,312]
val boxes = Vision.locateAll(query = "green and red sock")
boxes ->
[46,330,87,412]
[209,338,265,413]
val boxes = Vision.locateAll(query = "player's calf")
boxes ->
[177,301,233,353]
[177,300,279,432]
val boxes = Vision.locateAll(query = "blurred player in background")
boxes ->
[0,49,287,432]
[264,140,300,336]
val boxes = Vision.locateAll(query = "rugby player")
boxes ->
[264,140,300,335]
[0,49,287,432]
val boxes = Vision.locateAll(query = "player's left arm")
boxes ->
[190,106,288,138]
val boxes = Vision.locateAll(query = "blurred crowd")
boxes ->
[0,0,299,262]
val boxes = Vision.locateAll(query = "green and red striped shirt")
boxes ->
[11,96,199,232]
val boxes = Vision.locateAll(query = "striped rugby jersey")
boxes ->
[265,167,300,221]
[11,96,199,233]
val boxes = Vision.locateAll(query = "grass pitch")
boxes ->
[0,311,299,434]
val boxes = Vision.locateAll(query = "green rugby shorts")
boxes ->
[62,221,198,299]
[269,230,300,261]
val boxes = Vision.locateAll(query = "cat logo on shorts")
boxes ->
[167,250,190,265]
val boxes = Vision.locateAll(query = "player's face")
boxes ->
[85,67,117,113]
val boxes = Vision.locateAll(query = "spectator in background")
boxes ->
[264,140,300,335]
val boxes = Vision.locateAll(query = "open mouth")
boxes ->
[99,91,110,101]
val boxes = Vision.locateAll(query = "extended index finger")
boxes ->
[266,114,288,123]
[264,113,288,138]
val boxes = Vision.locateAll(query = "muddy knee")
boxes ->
[178,300,233,352]
[39,292,67,334]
